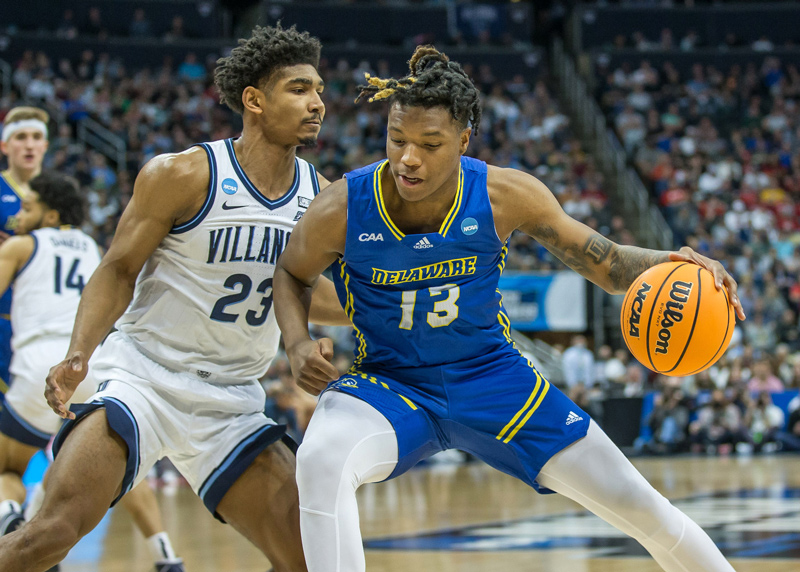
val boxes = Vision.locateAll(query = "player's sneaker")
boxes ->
[0,508,23,536]
[155,559,185,572]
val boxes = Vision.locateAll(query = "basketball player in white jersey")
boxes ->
[0,172,185,572]
[0,25,343,572]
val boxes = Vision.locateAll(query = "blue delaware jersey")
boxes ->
[333,156,515,373]
[0,171,23,396]
[331,157,591,488]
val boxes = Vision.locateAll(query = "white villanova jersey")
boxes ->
[117,138,321,384]
[11,226,102,350]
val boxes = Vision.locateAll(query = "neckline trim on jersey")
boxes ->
[225,138,300,210]
[0,170,25,199]
[373,160,464,241]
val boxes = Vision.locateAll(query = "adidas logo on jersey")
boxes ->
[566,411,583,425]
[413,237,434,250]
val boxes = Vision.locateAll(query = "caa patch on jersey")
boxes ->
[221,178,239,195]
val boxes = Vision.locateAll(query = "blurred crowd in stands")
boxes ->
[592,25,800,455]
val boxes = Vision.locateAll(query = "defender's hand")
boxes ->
[669,247,746,321]
[286,338,340,396]
[45,351,88,419]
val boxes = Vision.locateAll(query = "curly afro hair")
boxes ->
[214,24,321,115]
[356,45,482,134]
[29,171,85,227]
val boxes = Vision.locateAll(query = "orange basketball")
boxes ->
[620,261,735,376]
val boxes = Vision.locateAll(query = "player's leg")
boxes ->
[537,420,735,572]
[118,481,184,571]
[0,410,127,572]
[214,438,306,572]
[295,390,400,572]
[0,434,38,533]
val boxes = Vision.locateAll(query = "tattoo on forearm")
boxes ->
[608,246,670,292]
[583,236,612,264]
[531,225,669,293]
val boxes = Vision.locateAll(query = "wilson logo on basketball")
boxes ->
[654,280,693,355]
[627,282,651,338]
[621,262,734,377]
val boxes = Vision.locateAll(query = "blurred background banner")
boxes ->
[499,271,587,331]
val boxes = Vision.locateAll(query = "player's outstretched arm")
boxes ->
[46,149,210,418]
[489,166,745,320]
[0,235,35,297]
[274,179,347,395]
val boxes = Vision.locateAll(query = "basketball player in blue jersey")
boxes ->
[274,46,746,572]
[0,106,50,405]
[0,25,344,572]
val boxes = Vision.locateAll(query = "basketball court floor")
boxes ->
[57,453,800,571]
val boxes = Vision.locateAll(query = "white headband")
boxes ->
[1,119,48,143]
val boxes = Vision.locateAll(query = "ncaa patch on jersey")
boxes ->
[298,196,311,208]
[461,217,479,235]
[221,178,239,195]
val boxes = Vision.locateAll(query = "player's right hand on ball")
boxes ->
[287,338,339,396]
[45,351,87,419]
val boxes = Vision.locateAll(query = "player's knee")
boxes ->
[296,432,331,489]
[614,481,678,541]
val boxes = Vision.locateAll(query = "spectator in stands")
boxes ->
[646,386,690,454]
[562,335,595,391]
[82,6,107,40]
[177,52,206,82]
[129,8,154,38]
[689,389,748,454]
[744,391,785,453]
[56,9,78,40]
[163,15,186,42]
[747,358,785,393]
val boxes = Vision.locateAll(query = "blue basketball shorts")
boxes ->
[327,351,590,492]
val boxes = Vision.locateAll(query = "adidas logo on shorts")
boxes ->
[566,411,583,425]
[413,236,434,250]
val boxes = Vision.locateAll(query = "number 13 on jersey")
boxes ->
[399,283,459,330]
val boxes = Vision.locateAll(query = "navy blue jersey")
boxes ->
[333,156,516,371]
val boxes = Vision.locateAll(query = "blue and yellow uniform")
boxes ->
[0,170,24,403]
[329,156,590,490]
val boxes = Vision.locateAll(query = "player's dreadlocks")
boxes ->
[356,45,482,134]
[214,24,321,115]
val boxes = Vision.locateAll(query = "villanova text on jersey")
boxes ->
[206,225,290,265]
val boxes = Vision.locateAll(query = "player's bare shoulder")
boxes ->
[486,164,550,241]
[294,177,348,256]
[134,146,211,226]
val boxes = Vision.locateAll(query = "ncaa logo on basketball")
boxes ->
[461,217,479,236]
[655,280,693,355]
[221,178,239,195]
[627,282,651,338]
